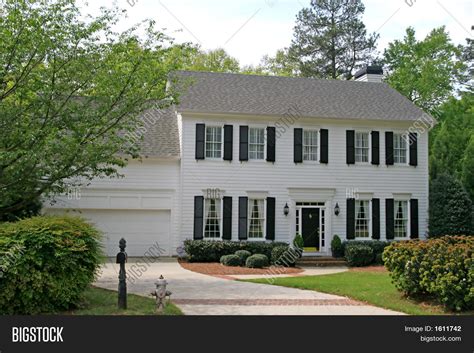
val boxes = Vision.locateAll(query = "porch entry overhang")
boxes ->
[288,188,336,254]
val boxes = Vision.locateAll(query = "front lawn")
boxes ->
[64,287,183,316]
[245,270,451,315]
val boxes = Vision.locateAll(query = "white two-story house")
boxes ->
[46,67,430,257]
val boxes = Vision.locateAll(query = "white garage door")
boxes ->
[66,210,171,257]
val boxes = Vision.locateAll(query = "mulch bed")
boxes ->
[349,266,387,273]
[178,260,304,275]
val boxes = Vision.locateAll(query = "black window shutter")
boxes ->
[371,131,380,165]
[222,196,232,240]
[193,196,204,239]
[266,127,276,162]
[372,198,380,239]
[386,199,394,240]
[223,125,233,161]
[346,198,355,240]
[266,197,275,240]
[195,124,205,160]
[320,129,329,164]
[238,197,248,240]
[385,132,394,165]
[346,130,355,164]
[409,133,418,166]
[294,128,303,163]
[239,126,248,161]
[410,199,419,239]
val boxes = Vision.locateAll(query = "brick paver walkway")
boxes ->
[173,298,363,306]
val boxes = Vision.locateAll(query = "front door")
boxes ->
[302,208,320,251]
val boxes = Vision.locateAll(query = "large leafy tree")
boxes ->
[255,48,300,77]
[183,47,240,73]
[289,0,378,79]
[383,27,466,112]
[0,0,182,218]
[461,33,473,93]
[429,174,473,237]
[429,93,474,199]
[461,136,474,202]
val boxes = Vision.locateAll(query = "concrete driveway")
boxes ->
[94,258,403,315]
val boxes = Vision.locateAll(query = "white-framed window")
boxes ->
[394,200,409,238]
[205,126,223,159]
[303,130,318,161]
[249,127,265,160]
[355,200,371,238]
[394,133,407,164]
[355,132,369,163]
[204,198,222,239]
[248,199,265,239]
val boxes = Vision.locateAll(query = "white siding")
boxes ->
[45,159,180,255]
[179,113,429,252]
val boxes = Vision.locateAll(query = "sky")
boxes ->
[79,0,473,66]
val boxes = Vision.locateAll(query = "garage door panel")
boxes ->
[46,209,171,257]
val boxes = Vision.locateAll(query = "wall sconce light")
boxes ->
[283,203,289,216]
[334,203,340,216]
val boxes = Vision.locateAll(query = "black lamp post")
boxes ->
[116,238,127,309]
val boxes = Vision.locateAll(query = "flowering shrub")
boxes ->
[383,236,473,311]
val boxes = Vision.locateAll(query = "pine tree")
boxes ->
[290,0,378,79]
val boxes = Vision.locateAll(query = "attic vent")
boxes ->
[354,66,383,83]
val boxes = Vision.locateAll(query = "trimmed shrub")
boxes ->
[246,254,269,268]
[341,240,391,265]
[383,236,473,311]
[220,254,241,267]
[331,235,344,258]
[183,240,287,262]
[0,216,103,314]
[344,244,374,267]
[271,245,298,267]
[293,234,304,249]
[234,250,251,264]
[374,253,384,265]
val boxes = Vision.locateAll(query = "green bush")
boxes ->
[344,244,374,267]
[374,253,384,265]
[234,250,251,264]
[331,235,344,258]
[383,236,473,311]
[220,254,241,267]
[271,245,298,267]
[183,240,287,262]
[245,254,269,268]
[341,240,391,265]
[293,234,304,249]
[0,216,103,314]
[429,174,473,237]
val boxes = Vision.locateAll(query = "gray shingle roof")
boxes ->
[141,71,427,156]
[137,106,180,158]
[173,70,426,121]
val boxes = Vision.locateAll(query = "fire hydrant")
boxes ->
[151,275,172,312]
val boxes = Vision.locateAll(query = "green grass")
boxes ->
[64,287,183,316]
[245,271,451,315]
